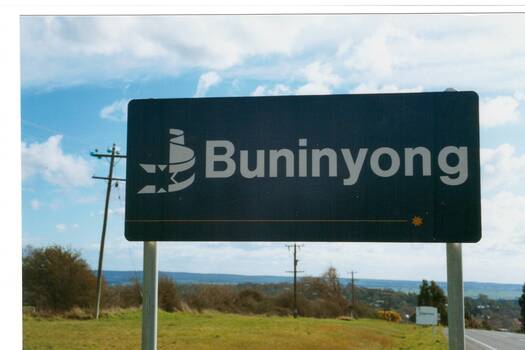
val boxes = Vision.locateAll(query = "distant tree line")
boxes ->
[22,246,354,318]
[22,245,370,319]
[22,244,524,332]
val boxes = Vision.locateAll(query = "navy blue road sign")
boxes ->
[125,92,481,242]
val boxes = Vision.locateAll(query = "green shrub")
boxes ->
[186,285,238,313]
[23,245,97,312]
[103,279,142,309]
[158,276,182,312]
[237,288,269,314]
[353,303,378,319]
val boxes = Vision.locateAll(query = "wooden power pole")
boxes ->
[349,270,358,316]
[286,243,304,318]
[90,144,126,319]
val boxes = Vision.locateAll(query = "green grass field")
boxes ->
[23,309,447,350]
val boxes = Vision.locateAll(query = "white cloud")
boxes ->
[20,16,525,93]
[111,207,125,216]
[295,61,341,95]
[100,99,129,122]
[480,144,525,192]
[350,83,423,94]
[99,207,125,216]
[339,18,525,91]
[30,199,41,210]
[150,242,447,282]
[464,191,525,282]
[345,25,422,79]
[514,91,525,101]
[54,223,79,232]
[21,16,307,88]
[296,83,332,96]
[335,38,353,57]
[22,135,92,188]
[251,86,266,96]
[75,195,98,204]
[479,95,521,128]
[346,33,394,77]
[250,84,291,96]
[251,62,341,97]
[95,235,525,283]
[194,71,222,97]
[482,191,525,243]
[481,191,525,247]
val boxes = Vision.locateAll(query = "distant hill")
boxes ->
[101,270,522,300]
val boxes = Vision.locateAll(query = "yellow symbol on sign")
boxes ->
[411,216,423,227]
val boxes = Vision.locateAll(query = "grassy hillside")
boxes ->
[24,309,446,350]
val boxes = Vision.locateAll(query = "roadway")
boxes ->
[444,328,525,350]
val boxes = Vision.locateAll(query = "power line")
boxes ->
[21,118,94,148]
[285,243,304,318]
[90,144,126,320]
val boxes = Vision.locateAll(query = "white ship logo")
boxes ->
[138,129,195,194]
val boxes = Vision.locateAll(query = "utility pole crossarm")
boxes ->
[90,151,127,159]
[92,176,126,182]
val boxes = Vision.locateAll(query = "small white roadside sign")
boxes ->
[416,306,438,325]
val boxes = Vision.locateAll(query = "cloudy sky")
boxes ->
[20,14,525,284]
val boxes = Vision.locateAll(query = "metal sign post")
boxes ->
[142,241,158,350]
[446,243,465,350]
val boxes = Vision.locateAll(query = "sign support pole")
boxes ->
[142,241,158,350]
[446,243,465,350]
